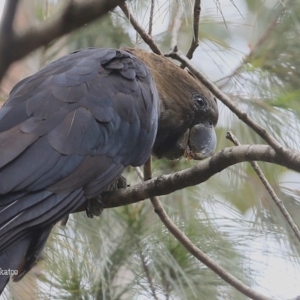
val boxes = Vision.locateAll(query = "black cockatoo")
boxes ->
[0,48,218,294]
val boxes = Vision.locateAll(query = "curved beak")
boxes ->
[186,123,217,160]
[158,123,217,161]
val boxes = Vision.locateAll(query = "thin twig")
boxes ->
[0,0,125,82]
[142,159,272,300]
[150,196,273,300]
[138,248,159,300]
[148,0,155,36]
[135,166,144,181]
[185,0,201,60]
[119,2,163,55]
[218,7,284,88]
[226,131,300,243]
[165,49,290,158]
[143,157,152,181]
[170,0,184,50]
[248,6,283,56]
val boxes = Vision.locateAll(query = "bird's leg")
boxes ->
[86,175,127,218]
[86,196,104,218]
[116,175,127,189]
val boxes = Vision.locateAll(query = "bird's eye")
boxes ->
[196,96,205,107]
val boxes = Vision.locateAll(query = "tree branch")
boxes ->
[0,0,125,82]
[0,0,19,82]
[0,0,18,36]
[185,0,201,60]
[135,166,144,181]
[100,144,300,208]
[150,196,273,300]
[119,2,163,55]
[170,0,184,50]
[227,132,300,243]
[165,50,293,158]
[143,157,152,181]
[148,0,155,36]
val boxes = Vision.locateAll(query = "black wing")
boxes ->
[0,48,158,288]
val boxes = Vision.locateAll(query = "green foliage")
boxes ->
[250,1,300,89]
[39,190,252,300]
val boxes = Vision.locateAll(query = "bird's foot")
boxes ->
[86,176,127,218]
[115,175,127,189]
[86,196,104,218]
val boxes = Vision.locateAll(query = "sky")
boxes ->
[0,0,299,299]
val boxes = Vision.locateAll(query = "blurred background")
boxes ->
[0,0,300,299]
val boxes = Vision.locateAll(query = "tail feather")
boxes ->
[0,238,31,294]
[0,189,85,295]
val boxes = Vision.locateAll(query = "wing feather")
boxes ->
[0,125,38,169]
[0,47,158,201]
[0,48,159,287]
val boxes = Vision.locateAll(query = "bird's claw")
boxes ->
[86,176,127,218]
[116,175,127,189]
[86,196,104,218]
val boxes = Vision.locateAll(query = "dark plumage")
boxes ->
[0,48,218,294]
[126,48,218,160]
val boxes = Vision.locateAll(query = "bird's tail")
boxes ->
[0,227,52,294]
[0,189,85,295]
